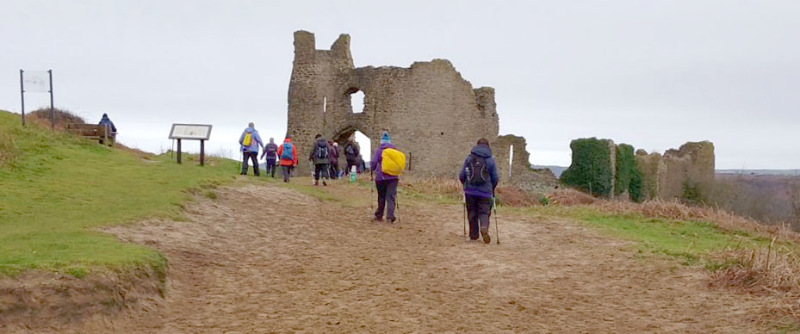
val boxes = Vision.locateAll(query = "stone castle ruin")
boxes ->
[636,141,715,200]
[286,30,556,189]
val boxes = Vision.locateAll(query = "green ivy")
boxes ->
[561,138,613,197]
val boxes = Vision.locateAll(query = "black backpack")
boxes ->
[345,143,357,158]
[316,142,329,160]
[466,154,489,186]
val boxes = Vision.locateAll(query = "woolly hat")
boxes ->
[380,131,391,144]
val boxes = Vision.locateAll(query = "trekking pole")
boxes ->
[463,195,467,241]
[395,186,400,224]
[370,170,374,216]
[493,192,500,245]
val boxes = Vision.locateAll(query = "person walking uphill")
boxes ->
[277,135,298,182]
[459,138,499,243]
[309,134,331,186]
[239,122,264,176]
[261,137,279,178]
[371,131,405,223]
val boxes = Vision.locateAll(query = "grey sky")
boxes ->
[2,0,798,169]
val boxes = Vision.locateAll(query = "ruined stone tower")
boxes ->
[287,30,500,176]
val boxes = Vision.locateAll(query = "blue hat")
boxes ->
[380,131,391,144]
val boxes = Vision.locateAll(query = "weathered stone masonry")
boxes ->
[286,30,556,189]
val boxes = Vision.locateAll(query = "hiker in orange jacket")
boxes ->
[276,136,298,182]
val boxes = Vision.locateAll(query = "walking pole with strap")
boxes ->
[493,191,500,244]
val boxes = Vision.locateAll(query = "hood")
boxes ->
[379,142,396,150]
[470,144,492,158]
[245,127,256,133]
[269,138,275,144]
[283,137,292,143]
[316,137,328,145]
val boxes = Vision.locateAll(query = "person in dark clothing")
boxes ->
[239,122,264,176]
[328,141,340,180]
[344,137,360,175]
[260,137,279,178]
[370,131,400,223]
[309,134,330,186]
[98,113,117,146]
[458,138,500,243]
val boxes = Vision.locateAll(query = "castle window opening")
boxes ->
[350,90,365,114]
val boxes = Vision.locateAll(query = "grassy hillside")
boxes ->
[0,111,238,276]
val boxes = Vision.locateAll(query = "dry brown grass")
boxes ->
[402,176,543,207]
[551,186,800,325]
[709,243,800,325]
[28,108,87,128]
[547,188,598,205]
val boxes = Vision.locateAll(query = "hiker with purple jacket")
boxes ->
[371,131,399,223]
[261,137,279,178]
[459,138,499,243]
[328,140,340,179]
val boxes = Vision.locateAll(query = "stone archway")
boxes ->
[332,126,372,174]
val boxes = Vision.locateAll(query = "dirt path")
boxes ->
[90,179,769,333]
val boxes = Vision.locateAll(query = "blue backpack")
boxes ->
[280,143,293,160]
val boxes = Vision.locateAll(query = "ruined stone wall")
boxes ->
[634,141,715,200]
[287,31,499,176]
[492,135,558,193]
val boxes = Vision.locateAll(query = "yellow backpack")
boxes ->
[381,148,405,176]
[242,132,252,146]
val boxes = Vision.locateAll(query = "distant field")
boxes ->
[0,111,238,276]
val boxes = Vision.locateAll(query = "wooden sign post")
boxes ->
[168,124,213,166]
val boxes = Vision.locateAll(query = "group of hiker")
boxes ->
[238,123,500,244]
[237,122,364,184]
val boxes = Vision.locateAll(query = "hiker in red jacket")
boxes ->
[276,136,298,182]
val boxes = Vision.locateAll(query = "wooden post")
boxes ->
[200,140,205,166]
[177,139,182,164]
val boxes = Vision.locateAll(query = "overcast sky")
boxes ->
[2,0,799,169]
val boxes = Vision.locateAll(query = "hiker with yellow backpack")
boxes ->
[239,122,264,176]
[370,131,405,223]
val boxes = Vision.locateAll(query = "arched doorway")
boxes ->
[332,127,371,174]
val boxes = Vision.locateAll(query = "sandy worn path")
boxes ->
[98,179,767,333]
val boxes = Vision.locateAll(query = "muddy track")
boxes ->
[22,180,771,333]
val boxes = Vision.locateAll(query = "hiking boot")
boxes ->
[480,227,491,244]
[322,180,327,186]
[314,180,319,186]
[388,217,396,224]
[372,216,383,222]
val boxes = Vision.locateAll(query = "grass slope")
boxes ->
[0,111,238,276]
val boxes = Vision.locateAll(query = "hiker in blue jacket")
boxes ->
[371,131,400,223]
[239,122,264,176]
[459,138,499,243]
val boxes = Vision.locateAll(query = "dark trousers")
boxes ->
[329,163,339,179]
[241,151,259,176]
[281,166,292,182]
[346,159,357,175]
[375,179,398,220]
[466,195,492,240]
[314,163,330,181]
[266,159,277,178]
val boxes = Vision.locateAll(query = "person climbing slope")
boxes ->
[371,131,404,223]
[239,122,264,176]
[309,134,330,186]
[261,137,279,178]
[459,138,499,243]
[277,135,298,182]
